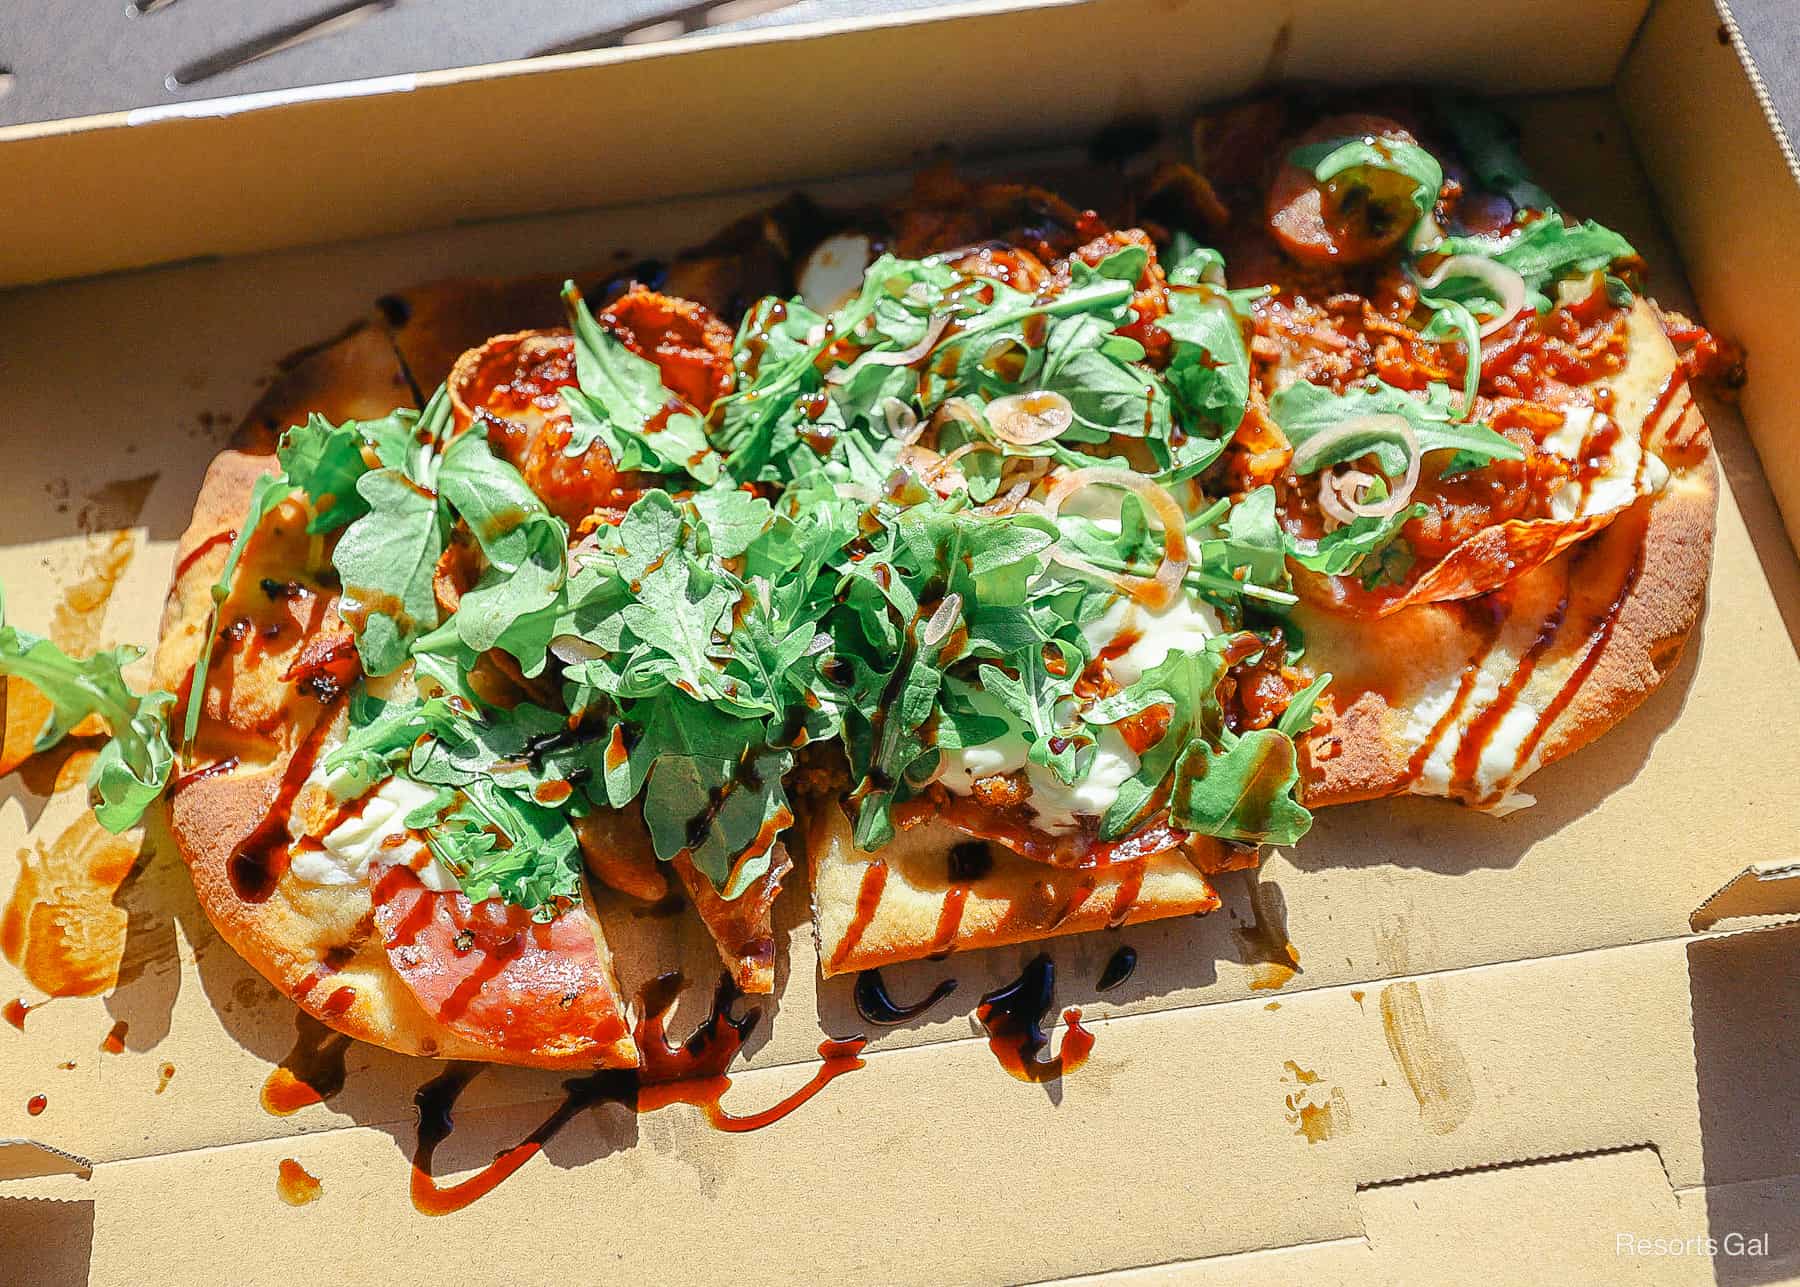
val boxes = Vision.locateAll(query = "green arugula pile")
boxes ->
[222,236,1334,920]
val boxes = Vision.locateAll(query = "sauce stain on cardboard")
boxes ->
[1379,981,1474,1135]
[1281,1060,1349,1144]
[1232,875,1300,990]
[155,1061,176,1094]
[277,1158,323,1206]
[2,808,143,999]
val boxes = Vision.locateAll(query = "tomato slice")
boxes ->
[370,865,636,1066]
[1266,113,1424,267]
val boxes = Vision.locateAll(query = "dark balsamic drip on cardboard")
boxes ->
[853,969,958,1026]
[409,973,866,1215]
[975,954,1094,1083]
[1097,944,1137,992]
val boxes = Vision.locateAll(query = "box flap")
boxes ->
[1691,862,1800,929]
[0,0,1650,288]
[0,1139,93,1182]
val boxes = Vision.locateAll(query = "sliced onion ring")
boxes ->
[1417,254,1527,337]
[987,390,1074,445]
[824,313,952,384]
[881,397,921,443]
[921,592,962,648]
[1297,413,1422,527]
[1043,467,1189,612]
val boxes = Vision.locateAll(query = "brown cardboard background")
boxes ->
[1,0,1798,1282]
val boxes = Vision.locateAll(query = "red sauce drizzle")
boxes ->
[226,698,348,902]
[830,859,887,970]
[931,884,971,953]
[1506,535,1649,781]
[3,997,32,1030]
[975,955,1095,1083]
[1106,860,1147,928]
[100,1020,129,1054]
[320,987,357,1019]
[1451,577,1571,799]
[174,529,236,581]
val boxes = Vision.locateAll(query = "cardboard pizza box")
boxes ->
[1,0,1797,1282]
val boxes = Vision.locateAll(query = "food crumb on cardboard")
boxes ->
[155,1061,175,1094]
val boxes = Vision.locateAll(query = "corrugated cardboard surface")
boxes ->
[1,0,1798,1283]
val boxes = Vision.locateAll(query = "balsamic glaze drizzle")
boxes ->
[852,969,959,1026]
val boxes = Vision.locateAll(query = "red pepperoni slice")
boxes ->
[1267,113,1425,268]
[370,865,635,1065]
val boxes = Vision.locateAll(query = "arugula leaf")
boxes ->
[0,590,174,833]
[1270,379,1522,477]
[977,641,1090,785]
[436,429,567,655]
[1157,285,1250,443]
[1288,502,1428,577]
[1275,673,1331,739]
[1291,135,1444,239]
[1170,727,1312,845]
[184,471,298,750]
[1431,215,1637,312]
[332,468,446,677]
[1416,294,1483,418]
[642,744,794,897]
[422,779,582,919]
[1434,95,1556,213]
[320,688,463,796]
[561,283,722,485]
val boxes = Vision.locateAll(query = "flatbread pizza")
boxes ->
[99,92,1730,1068]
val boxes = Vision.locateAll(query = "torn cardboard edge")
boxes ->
[0,1139,94,1183]
[1690,861,1800,930]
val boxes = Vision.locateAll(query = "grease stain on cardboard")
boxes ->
[1379,981,1474,1135]
[1281,1060,1349,1144]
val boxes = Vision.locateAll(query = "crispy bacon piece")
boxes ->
[370,865,635,1064]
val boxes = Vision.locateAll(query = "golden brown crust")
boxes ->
[808,804,1220,978]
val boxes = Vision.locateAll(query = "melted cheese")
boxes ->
[290,662,459,891]
[288,774,458,891]
[1542,300,1679,520]
[937,589,1222,832]
[1397,669,1539,814]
